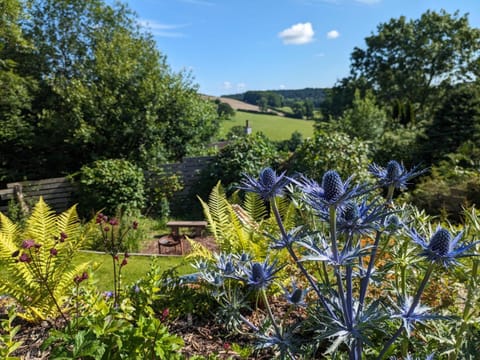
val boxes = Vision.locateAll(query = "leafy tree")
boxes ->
[292,101,305,119]
[337,90,387,142]
[257,97,268,112]
[287,128,370,181]
[0,0,37,181]
[350,10,480,119]
[304,99,314,119]
[0,0,217,181]
[217,101,235,119]
[422,82,480,163]
[210,133,279,191]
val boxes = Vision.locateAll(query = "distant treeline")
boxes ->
[223,88,328,108]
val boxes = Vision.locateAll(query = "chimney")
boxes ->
[245,120,252,135]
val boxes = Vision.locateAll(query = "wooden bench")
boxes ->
[166,220,208,238]
[157,221,208,255]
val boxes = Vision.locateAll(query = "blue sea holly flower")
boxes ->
[408,226,479,268]
[242,258,282,290]
[368,160,425,190]
[283,282,308,307]
[238,167,290,200]
[392,297,443,337]
[294,171,364,212]
[267,226,305,250]
[322,170,345,202]
[333,200,387,237]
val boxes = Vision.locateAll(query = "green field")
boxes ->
[219,110,315,141]
[74,251,191,291]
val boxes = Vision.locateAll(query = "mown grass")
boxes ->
[219,110,315,141]
[73,251,191,291]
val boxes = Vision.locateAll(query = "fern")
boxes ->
[0,197,90,323]
[192,182,293,261]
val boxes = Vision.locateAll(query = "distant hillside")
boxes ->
[202,95,283,115]
[223,88,328,107]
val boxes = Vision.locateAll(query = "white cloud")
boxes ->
[222,81,232,90]
[279,84,286,89]
[315,52,325,57]
[327,30,340,39]
[138,19,187,38]
[279,22,315,45]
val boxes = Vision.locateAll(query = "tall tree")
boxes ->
[0,0,37,181]
[349,10,480,120]
[0,0,217,180]
[422,82,480,163]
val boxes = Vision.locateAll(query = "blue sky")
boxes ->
[114,0,479,96]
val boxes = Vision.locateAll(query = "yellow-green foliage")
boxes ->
[0,198,90,322]
[190,182,296,262]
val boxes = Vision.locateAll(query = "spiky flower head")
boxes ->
[392,297,440,337]
[428,228,450,256]
[238,167,290,200]
[283,282,308,307]
[242,258,282,290]
[408,226,479,268]
[322,170,344,202]
[294,171,363,212]
[369,160,426,190]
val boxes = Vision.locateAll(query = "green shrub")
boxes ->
[287,128,371,181]
[77,159,145,217]
[208,133,280,192]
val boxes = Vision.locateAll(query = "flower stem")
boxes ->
[376,263,434,359]
[357,230,382,317]
[271,198,337,320]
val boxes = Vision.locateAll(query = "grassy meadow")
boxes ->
[219,110,315,141]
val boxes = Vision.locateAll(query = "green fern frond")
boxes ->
[243,192,268,223]
[0,198,90,323]
[186,237,213,261]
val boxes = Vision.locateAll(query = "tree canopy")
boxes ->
[0,0,217,182]
[349,10,480,120]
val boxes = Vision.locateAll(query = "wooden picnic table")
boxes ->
[166,220,208,238]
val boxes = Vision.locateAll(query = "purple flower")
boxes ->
[60,232,68,242]
[50,248,58,256]
[19,253,32,263]
[369,160,425,190]
[238,167,290,200]
[21,239,36,249]
[408,226,479,268]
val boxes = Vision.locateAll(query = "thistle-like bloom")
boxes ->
[294,170,363,212]
[267,226,304,250]
[19,253,32,263]
[283,282,308,307]
[214,253,237,276]
[408,226,479,268]
[242,258,282,290]
[321,200,387,237]
[238,167,290,200]
[368,160,425,190]
[21,239,37,249]
[392,297,441,337]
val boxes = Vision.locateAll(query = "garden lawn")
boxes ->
[220,110,314,140]
[73,252,191,291]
